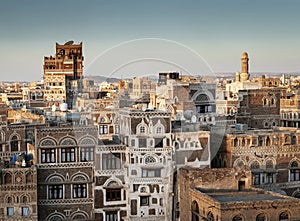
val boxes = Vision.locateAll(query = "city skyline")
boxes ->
[1,0,300,81]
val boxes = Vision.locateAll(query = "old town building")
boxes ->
[178,166,300,221]
[236,88,281,129]
[280,88,300,128]
[35,126,97,221]
[119,108,174,221]
[212,126,300,197]
[43,41,83,109]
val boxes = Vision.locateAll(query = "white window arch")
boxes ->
[137,119,148,135]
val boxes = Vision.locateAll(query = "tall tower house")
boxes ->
[43,41,83,109]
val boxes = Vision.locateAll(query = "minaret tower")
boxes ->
[240,51,249,82]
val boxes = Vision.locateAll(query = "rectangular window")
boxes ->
[22,207,29,216]
[290,169,300,181]
[7,207,14,216]
[80,146,94,162]
[48,184,63,199]
[102,153,121,170]
[253,173,260,185]
[106,189,121,201]
[131,139,135,147]
[142,169,161,178]
[105,211,118,221]
[266,173,273,184]
[41,149,55,163]
[61,148,75,162]
[73,184,87,198]
[99,125,108,134]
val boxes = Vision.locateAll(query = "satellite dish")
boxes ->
[191,115,197,123]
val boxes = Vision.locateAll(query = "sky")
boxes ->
[1,0,300,81]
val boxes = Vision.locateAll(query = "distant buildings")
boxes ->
[3,41,300,220]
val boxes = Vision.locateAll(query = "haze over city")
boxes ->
[1,0,300,81]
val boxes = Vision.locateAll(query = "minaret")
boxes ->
[240,52,249,82]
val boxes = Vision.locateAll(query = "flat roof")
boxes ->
[196,189,287,203]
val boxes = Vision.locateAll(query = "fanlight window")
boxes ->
[291,161,299,168]
[41,139,56,147]
[107,181,120,188]
[232,215,243,221]
[60,138,76,146]
[145,156,156,164]
[279,212,289,220]
[250,161,260,170]
[256,213,266,221]
[266,160,273,169]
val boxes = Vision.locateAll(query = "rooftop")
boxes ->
[196,188,290,203]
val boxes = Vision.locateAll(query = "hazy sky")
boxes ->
[1,0,300,81]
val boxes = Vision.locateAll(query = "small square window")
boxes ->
[140,196,149,206]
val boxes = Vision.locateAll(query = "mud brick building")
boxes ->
[178,166,300,221]
[212,126,300,198]
[43,41,83,109]
[236,88,281,129]
[280,89,300,128]
[0,167,38,221]
[35,126,97,221]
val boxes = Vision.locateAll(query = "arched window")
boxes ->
[73,214,86,221]
[279,211,289,221]
[263,97,268,106]
[270,97,276,106]
[7,196,13,204]
[293,191,300,198]
[207,211,214,221]
[10,135,19,152]
[4,173,12,184]
[191,201,199,221]
[21,195,28,204]
[256,213,266,221]
[105,181,122,202]
[26,172,33,183]
[232,215,243,221]
[290,161,300,181]
[49,215,64,221]
[233,138,238,147]
[266,136,271,146]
